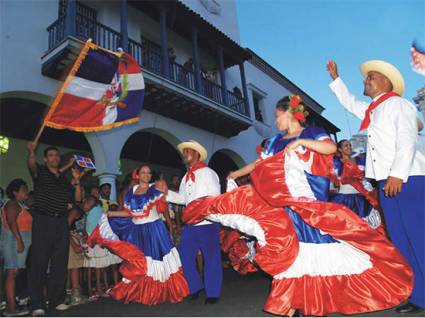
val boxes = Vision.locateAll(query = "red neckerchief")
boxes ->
[185,162,208,183]
[359,92,399,131]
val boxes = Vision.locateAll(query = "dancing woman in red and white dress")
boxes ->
[88,164,189,305]
[184,95,413,316]
[329,139,385,234]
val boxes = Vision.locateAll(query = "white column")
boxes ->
[85,129,131,203]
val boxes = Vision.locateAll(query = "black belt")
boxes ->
[36,211,66,218]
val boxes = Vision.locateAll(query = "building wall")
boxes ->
[349,134,367,153]
[0,0,58,98]
[179,0,241,44]
[414,87,425,121]
[0,0,335,191]
[0,0,262,164]
[90,0,221,79]
[0,0,221,97]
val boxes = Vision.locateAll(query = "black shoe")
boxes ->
[293,309,303,317]
[395,302,422,314]
[205,297,219,304]
[188,289,202,301]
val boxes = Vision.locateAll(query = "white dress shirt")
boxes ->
[166,166,221,226]
[330,77,425,182]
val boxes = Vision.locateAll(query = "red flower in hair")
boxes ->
[289,95,302,109]
[131,169,138,180]
[293,111,306,122]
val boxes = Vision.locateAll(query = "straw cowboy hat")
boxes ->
[360,60,405,96]
[177,140,208,161]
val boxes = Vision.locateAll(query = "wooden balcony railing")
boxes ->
[47,16,249,116]
[201,78,223,104]
[47,17,65,49]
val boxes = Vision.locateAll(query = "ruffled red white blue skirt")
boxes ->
[220,228,258,275]
[88,214,189,305]
[182,150,413,316]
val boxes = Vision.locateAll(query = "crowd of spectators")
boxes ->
[0,142,186,316]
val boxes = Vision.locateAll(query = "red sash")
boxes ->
[359,92,399,131]
[185,162,208,183]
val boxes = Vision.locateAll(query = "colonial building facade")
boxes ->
[414,86,425,120]
[0,0,339,198]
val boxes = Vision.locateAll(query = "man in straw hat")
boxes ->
[326,60,425,314]
[164,140,222,304]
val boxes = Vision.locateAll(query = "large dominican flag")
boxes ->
[44,40,145,132]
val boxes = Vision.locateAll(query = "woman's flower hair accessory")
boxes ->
[288,94,309,123]
[132,169,138,180]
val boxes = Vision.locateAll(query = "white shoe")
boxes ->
[55,303,70,311]
[3,308,30,317]
[69,290,87,306]
[16,296,30,307]
[31,309,45,317]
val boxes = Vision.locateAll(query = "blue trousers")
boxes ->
[378,176,425,308]
[179,223,222,298]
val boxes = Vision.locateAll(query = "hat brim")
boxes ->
[360,60,404,96]
[177,141,208,161]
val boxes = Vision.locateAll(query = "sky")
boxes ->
[236,0,425,139]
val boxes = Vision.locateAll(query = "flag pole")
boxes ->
[33,38,95,144]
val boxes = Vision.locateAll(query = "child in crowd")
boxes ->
[66,205,87,306]
[101,203,120,291]
[88,185,100,199]
[83,196,121,301]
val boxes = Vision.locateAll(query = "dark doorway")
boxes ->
[0,98,91,151]
[120,130,185,170]
[208,151,238,193]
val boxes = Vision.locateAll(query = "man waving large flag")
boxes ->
[43,39,144,133]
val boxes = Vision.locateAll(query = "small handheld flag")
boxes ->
[73,155,96,170]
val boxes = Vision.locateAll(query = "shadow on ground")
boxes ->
[54,269,424,317]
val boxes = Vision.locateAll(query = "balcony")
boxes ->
[42,14,251,137]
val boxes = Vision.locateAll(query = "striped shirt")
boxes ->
[30,164,73,216]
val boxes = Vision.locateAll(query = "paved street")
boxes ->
[53,269,424,317]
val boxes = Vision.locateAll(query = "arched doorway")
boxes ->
[209,150,244,193]
[119,130,185,187]
[0,96,93,188]
[0,97,92,151]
